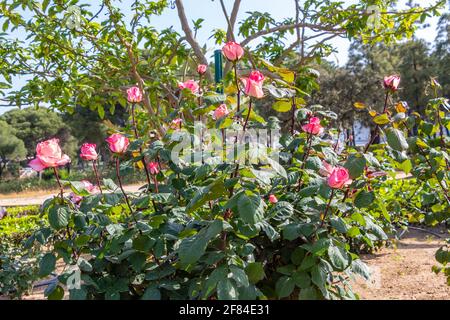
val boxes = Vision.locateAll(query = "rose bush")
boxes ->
[18,40,449,300]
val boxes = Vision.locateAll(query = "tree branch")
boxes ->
[105,0,165,137]
[220,0,241,74]
[240,22,345,47]
[175,0,213,82]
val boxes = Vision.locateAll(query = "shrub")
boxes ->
[15,53,450,300]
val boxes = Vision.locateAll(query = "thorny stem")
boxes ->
[320,189,336,228]
[243,99,252,132]
[115,157,133,214]
[131,103,152,190]
[53,167,64,201]
[92,161,103,194]
[234,63,241,113]
[152,175,159,194]
[290,73,298,135]
[296,131,313,191]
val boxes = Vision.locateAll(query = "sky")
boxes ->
[0,0,445,114]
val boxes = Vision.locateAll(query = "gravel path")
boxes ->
[0,184,143,207]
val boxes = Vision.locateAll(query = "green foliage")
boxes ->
[0,0,449,301]
[0,120,26,178]
[0,206,44,299]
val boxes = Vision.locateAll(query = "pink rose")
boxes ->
[106,134,130,154]
[269,194,278,204]
[302,117,324,135]
[383,75,401,92]
[80,143,98,161]
[327,167,351,189]
[171,118,183,130]
[319,160,335,177]
[222,41,244,62]
[178,80,199,94]
[28,139,70,172]
[127,86,143,103]
[29,158,47,172]
[197,64,207,75]
[241,71,265,99]
[147,162,159,175]
[213,104,229,119]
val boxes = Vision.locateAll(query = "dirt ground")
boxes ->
[351,227,450,300]
[0,184,143,207]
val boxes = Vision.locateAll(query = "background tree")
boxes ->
[434,0,450,98]
[0,108,77,160]
[0,0,445,138]
[0,120,26,179]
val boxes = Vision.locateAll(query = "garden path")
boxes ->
[0,184,143,207]
[352,227,450,300]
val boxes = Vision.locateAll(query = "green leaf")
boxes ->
[77,257,93,272]
[292,271,311,289]
[302,238,330,256]
[386,128,409,151]
[203,92,226,106]
[202,265,228,299]
[245,262,265,284]
[47,285,65,300]
[435,247,449,264]
[344,154,366,179]
[97,105,105,119]
[217,279,238,300]
[39,253,56,277]
[351,260,371,281]
[328,245,350,271]
[237,193,266,225]
[364,217,388,240]
[272,201,294,220]
[67,181,91,196]
[69,288,87,300]
[266,157,287,179]
[354,190,375,208]
[103,178,118,191]
[299,287,319,300]
[311,264,326,288]
[347,226,361,237]
[230,265,250,287]
[265,84,295,99]
[399,159,412,174]
[276,276,295,298]
[142,287,161,300]
[186,179,228,214]
[250,169,274,185]
[48,206,70,230]
[330,217,349,233]
[272,100,292,112]
[373,113,390,125]
[178,220,223,265]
